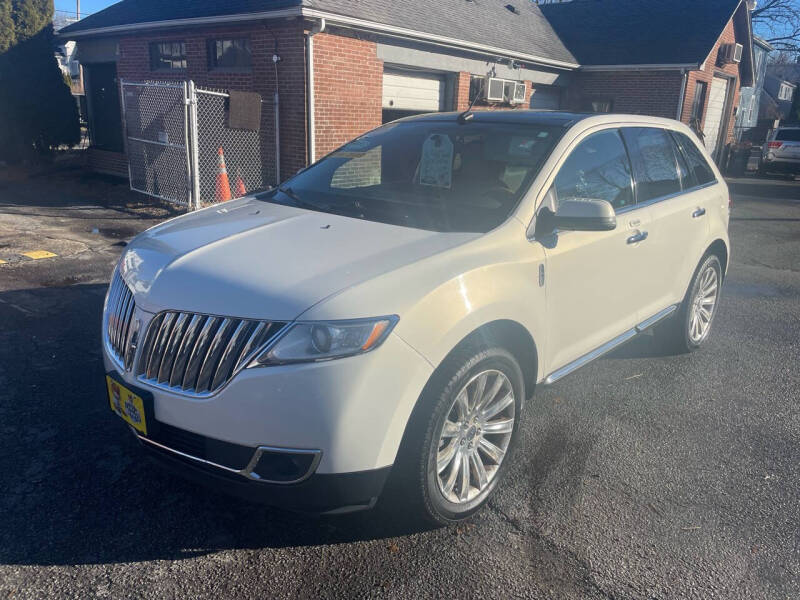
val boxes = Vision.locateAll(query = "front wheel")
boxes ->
[394,346,524,525]
[657,254,722,353]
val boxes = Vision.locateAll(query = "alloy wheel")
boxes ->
[689,265,719,344]
[435,369,515,504]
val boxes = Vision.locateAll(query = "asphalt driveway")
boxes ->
[0,167,798,599]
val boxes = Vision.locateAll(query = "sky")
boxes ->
[54,0,116,19]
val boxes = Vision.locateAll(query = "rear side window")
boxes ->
[775,129,800,142]
[672,131,716,186]
[553,130,634,211]
[622,127,681,203]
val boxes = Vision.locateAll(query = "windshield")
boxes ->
[258,120,562,233]
[776,129,800,142]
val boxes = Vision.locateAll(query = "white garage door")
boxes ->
[382,71,444,112]
[704,77,729,160]
[530,86,562,110]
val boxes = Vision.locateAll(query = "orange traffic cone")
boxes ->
[215,147,232,202]
[234,168,247,198]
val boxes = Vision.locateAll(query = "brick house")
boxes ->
[59,0,754,184]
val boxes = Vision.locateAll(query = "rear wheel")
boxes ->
[657,254,722,353]
[393,346,524,525]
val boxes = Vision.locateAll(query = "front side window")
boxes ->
[209,38,251,70]
[259,121,562,233]
[553,129,634,211]
[149,41,186,71]
[622,128,681,203]
[671,131,716,186]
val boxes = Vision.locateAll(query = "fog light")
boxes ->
[251,449,318,482]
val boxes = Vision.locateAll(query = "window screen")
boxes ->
[149,42,186,71]
[622,128,681,203]
[671,131,716,186]
[209,38,251,69]
[553,130,634,211]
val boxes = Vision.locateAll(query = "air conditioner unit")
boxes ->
[484,77,526,104]
[719,43,743,64]
[511,81,526,104]
[485,77,506,102]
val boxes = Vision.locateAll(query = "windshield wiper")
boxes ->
[277,186,326,211]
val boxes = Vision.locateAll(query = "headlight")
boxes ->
[251,316,398,366]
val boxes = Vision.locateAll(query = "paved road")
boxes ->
[1,169,798,599]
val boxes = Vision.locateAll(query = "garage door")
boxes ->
[530,85,562,110]
[382,71,444,113]
[704,77,729,160]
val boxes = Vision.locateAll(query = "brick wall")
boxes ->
[680,18,743,145]
[567,70,684,118]
[116,21,307,183]
[312,31,383,160]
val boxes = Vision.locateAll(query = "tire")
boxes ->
[656,254,723,353]
[391,345,524,526]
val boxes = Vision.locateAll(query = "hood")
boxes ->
[119,197,479,320]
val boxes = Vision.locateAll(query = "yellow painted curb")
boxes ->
[23,250,58,260]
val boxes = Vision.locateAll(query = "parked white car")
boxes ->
[760,126,800,176]
[103,111,730,524]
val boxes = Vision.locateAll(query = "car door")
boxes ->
[537,128,652,377]
[619,127,710,320]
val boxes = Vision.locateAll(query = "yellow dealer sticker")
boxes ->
[106,376,148,435]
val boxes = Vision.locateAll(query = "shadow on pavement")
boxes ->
[0,284,430,567]
[727,179,800,201]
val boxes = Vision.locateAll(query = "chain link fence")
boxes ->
[194,88,265,207]
[121,79,268,209]
[121,81,192,206]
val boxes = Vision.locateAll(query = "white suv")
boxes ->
[103,112,730,524]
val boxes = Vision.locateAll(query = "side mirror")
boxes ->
[535,199,617,237]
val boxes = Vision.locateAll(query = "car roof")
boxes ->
[390,110,686,130]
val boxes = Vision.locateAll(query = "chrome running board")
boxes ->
[543,304,678,385]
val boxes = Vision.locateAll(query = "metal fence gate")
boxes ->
[120,79,266,209]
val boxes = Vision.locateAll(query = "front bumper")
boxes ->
[139,429,391,513]
[102,304,433,510]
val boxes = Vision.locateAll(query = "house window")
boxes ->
[208,38,252,70]
[468,76,484,103]
[690,81,707,124]
[149,41,186,71]
[583,98,613,113]
[778,83,795,101]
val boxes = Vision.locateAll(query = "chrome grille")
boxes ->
[105,270,138,370]
[136,312,286,395]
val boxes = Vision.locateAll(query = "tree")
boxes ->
[0,0,80,162]
[751,0,800,54]
[0,0,16,53]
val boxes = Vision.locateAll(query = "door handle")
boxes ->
[627,231,648,244]
[692,208,707,218]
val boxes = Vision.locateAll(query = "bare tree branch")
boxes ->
[751,0,800,53]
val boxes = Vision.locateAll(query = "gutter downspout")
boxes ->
[307,18,326,165]
[676,68,689,122]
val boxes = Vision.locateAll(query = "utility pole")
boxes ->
[77,0,80,19]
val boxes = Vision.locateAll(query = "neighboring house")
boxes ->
[55,40,84,95]
[734,36,772,142]
[761,61,800,124]
[58,0,754,180]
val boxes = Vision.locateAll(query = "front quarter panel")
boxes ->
[301,220,547,467]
